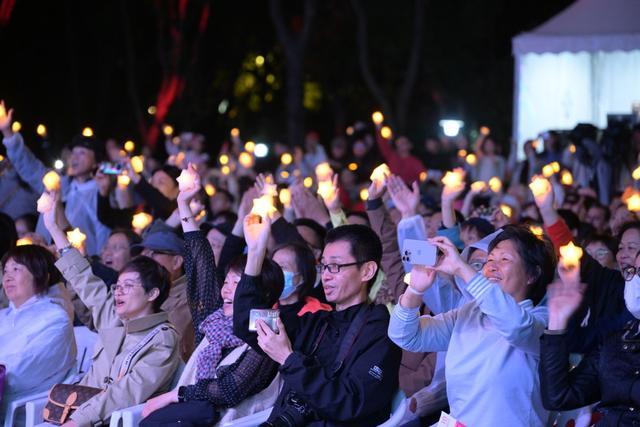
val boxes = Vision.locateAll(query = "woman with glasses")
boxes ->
[540,250,640,425]
[42,191,180,427]
[0,245,75,424]
[389,226,556,427]
[583,233,618,270]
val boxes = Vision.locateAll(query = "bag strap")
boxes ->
[331,304,370,377]
[117,324,166,380]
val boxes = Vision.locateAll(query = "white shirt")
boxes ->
[389,274,548,427]
[0,294,76,416]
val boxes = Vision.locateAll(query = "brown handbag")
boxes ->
[43,383,102,425]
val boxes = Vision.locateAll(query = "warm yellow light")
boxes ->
[221,165,231,175]
[124,140,135,153]
[465,153,477,166]
[239,152,254,168]
[346,126,354,136]
[244,141,256,153]
[11,121,21,133]
[532,139,540,150]
[380,126,393,139]
[255,55,265,66]
[172,136,180,145]
[119,150,127,158]
[348,162,358,171]
[176,168,198,191]
[529,175,551,198]
[370,163,390,185]
[633,166,640,181]
[457,149,467,158]
[205,184,216,197]
[559,241,584,268]
[281,153,293,165]
[147,105,156,115]
[372,111,384,125]
[419,171,428,182]
[82,127,94,137]
[542,164,555,178]
[315,162,332,182]
[480,126,490,136]
[280,171,290,179]
[132,212,153,231]
[279,188,291,207]
[36,192,55,213]
[36,124,47,137]
[441,168,464,188]
[303,177,313,188]
[561,170,573,186]
[163,124,174,136]
[551,162,561,173]
[569,144,576,154]
[42,171,61,191]
[529,225,544,238]
[488,177,502,193]
[131,156,144,174]
[66,228,87,249]
[16,237,33,247]
[499,204,512,218]
[117,174,131,189]
[360,188,369,201]
[471,181,487,192]
[317,181,335,200]
[251,195,276,218]
[175,152,186,167]
[627,193,640,212]
[219,154,229,165]
[231,128,240,138]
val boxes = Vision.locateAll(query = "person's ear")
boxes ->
[172,255,184,271]
[146,287,160,302]
[527,266,542,286]
[360,261,378,283]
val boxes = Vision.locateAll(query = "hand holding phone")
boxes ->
[249,309,280,333]
[402,239,439,266]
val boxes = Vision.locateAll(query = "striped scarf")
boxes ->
[196,308,243,380]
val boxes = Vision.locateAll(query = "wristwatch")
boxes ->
[58,244,74,257]
[177,386,187,403]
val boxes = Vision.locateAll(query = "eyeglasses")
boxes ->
[623,266,640,282]
[469,260,487,272]
[144,249,176,257]
[110,281,143,294]
[590,248,610,259]
[316,262,363,274]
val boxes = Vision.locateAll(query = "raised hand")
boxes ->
[243,213,272,254]
[256,318,293,365]
[319,173,341,213]
[0,100,14,138]
[368,173,387,201]
[547,264,585,331]
[255,173,277,197]
[409,265,437,293]
[429,236,473,280]
[94,170,114,197]
[176,163,202,204]
[387,175,419,219]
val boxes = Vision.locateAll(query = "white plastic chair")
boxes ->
[219,407,272,427]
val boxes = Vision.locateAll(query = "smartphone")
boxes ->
[99,162,124,175]
[249,309,280,333]
[402,239,438,266]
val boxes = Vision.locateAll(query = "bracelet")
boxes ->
[181,215,194,223]
[406,286,425,296]
[58,245,74,256]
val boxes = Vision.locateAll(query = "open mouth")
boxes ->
[115,299,125,308]
[223,298,233,305]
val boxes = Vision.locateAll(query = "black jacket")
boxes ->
[233,274,401,426]
[540,322,640,426]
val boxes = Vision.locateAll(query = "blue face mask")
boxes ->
[280,270,299,300]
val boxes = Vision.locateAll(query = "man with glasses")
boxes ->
[234,221,401,426]
[133,223,193,360]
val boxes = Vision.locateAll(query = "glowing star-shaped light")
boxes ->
[315,162,333,182]
[499,204,512,218]
[489,177,502,193]
[131,156,144,174]
[317,180,335,200]
[16,237,33,246]
[372,111,384,125]
[457,149,467,158]
[238,152,254,168]
[162,124,174,136]
[219,154,229,165]
[36,124,47,137]
[348,162,358,171]
[303,177,313,188]
[117,174,131,189]
[569,144,576,154]
[380,126,393,139]
[221,165,231,176]
[529,175,551,198]
[551,162,561,173]
[66,228,87,249]
[370,163,390,185]
[471,181,487,193]
[36,192,55,213]
[480,126,490,136]
[131,212,153,231]
[279,188,291,208]
[529,225,544,238]
[633,166,640,181]
[205,184,216,197]
[251,195,277,218]
[230,128,240,138]
[627,193,640,212]
[559,241,583,269]
[281,153,293,165]
[176,168,198,192]
[561,170,573,186]
[465,153,477,166]
[441,168,464,188]
[542,164,555,178]
[42,170,61,191]
[419,171,428,182]
[244,141,256,153]
[360,188,369,201]
[82,127,94,137]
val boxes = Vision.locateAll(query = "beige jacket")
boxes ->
[55,249,180,427]
[161,274,194,361]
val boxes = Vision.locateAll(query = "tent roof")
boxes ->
[513,0,640,55]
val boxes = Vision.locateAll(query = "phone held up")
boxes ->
[249,309,280,333]
[401,239,441,267]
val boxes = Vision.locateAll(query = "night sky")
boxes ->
[0,0,573,160]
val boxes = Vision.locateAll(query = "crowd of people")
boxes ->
[1,96,640,427]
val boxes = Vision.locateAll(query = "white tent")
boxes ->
[512,0,640,154]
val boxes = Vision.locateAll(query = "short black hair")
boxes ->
[617,221,640,243]
[461,217,495,239]
[488,225,556,305]
[15,213,38,233]
[324,224,382,290]
[583,233,618,255]
[294,218,327,250]
[225,254,284,307]
[272,242,317,300]
[2,245,61,295]
[0,212,17,259]
[109,228,142,246]
[120,256,171,312]
[586,200,610,221]
[345,211,370,226]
